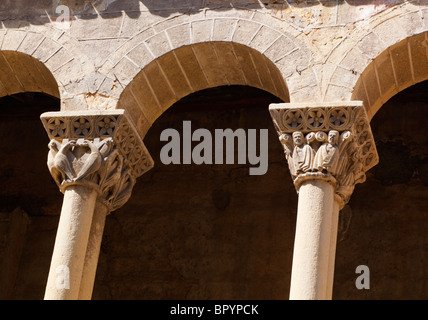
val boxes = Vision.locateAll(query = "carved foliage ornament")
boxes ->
[41,110,154,212]
[269,102,378,206]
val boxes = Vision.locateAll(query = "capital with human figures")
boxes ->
[270,101,378,208]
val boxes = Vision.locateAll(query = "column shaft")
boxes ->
[289,179,336,300]
[78,202,109,300]
[325,199,340,299]
[44,185,97,300]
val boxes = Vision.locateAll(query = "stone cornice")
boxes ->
[40,109,154,212]
[269,101,379,207]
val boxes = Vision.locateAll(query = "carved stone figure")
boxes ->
[292,131,315,174]
[279,132,296,178]
[313,130,340,175]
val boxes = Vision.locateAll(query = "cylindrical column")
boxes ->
[325,198,340,299]
[78,202,109,300]
[289,178,335,300]
[44,185,98,300]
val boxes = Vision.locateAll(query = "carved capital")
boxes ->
[269,101,378,208]
[41,110,154,212]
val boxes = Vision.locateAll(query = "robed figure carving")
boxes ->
[292,131,315,175]
[313,130,340,175]
[278,131,315,179]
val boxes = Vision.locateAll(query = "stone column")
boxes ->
[269,101,378,300]
[40,110,154,300]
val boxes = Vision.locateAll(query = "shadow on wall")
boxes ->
[0,0,414,25]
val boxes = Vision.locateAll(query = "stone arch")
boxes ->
[100,14,315,129]
[324,2,428,118]
[0,24,96,109]
[0,50,60,100]
[117,41,290,138]
[352,32,428,120]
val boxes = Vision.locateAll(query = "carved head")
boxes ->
[328,130,339,145]
[292,131,304,146]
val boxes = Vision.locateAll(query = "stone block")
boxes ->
[174,45,209,92]
[340,47,372,75]
[145,31,172,58]
[136,116,151,139]
[108,28,155,65]
[166,23,191,48]
[408,33,428,83]
[112,57,141,86]
[32,38,63,63]
[2,30,27,51]
[141,61,177,112]
[358,32,384,60]
[350,79,367,105]
[250,51,276,95]
[232,42,262,89]
[127,43,154,69]
[390,40,413,91]
[212,18,237,42]
[10,52,52,94]
[374,50,397,103]
[191,19,213,43]
[373,15,410,48]
[128,72,162,124]
[156,52,193,101]
[116,89,143,126]
[264,35,297,63]
[191,42,226,87]
[232,19,261,45]
[248,25,281,54]
[266,61,289,101]
[79,38,126,69]
[212,42,246,85]
[17,31,45,56]
[44,47,73,72]
[0,53,24,95]
[287,67,318,93]
[275,48,309,79]
[362,64,382,111]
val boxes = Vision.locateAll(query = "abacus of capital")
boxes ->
[40,110,154,300]
[269,101,379,300]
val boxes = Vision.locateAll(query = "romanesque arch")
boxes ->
[352,32,428,120]
[0,24,97,109]
[100,14,315,137]
[324,1,427,119]
[0,50,59,100]
[117,41,290,138]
